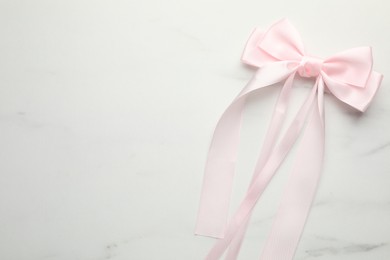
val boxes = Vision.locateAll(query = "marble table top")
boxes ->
[0,0,389,259]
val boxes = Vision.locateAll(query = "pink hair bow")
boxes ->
[195,19,383,260]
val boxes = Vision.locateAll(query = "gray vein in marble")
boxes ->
[0,111,71,132]
[311,234,339,242]
[171,27,210,52]
[0,112,46,128]
[104,243,118,260]
[312,200,330,208]
[98,233,158,260]
[362,141,390,156]
[174,28,203,45]
[303,242,386,258]
[310,199,390,210]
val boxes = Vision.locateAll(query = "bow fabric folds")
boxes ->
[195,19,383,260]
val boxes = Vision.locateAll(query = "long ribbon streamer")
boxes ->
[226,71,296,260]
[195,62,293,238]
[226,77,323,260]
[205,76,319,260]
[260,78,325,260]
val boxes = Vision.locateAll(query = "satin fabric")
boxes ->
[196,19,382,260]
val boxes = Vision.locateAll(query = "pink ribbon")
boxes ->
[195,19,383,260]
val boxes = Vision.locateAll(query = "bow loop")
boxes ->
[322,47,373,88]
[322,71,383,112]
[241,19,305,67]
[241,28,280,67]
[258,18,305,61]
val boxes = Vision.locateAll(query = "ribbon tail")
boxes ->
[204,80,318,260]
[195,94,246,238]
[260,78,325,260]
[195,63,294,238]
[225,73,296,260]
[226,79,321,260]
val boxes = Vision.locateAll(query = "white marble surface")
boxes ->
[0,1,389,259]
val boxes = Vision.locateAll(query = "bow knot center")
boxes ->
[298,56,323,78]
